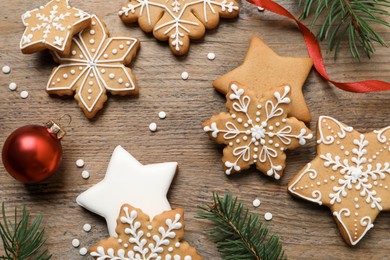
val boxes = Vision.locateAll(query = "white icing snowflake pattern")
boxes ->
[20,0,90,53]
[289,116,390,245]
[203,83,313,179]
[89,204,202,260]
[119,0,239,55]
[46,15,139,118]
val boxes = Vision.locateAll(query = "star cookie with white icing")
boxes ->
[77,146,177,236]
[20,0,91,55]
[202,82,313,179]
[288,116,390,245]
[118,0,239,55]
[89,204,203,260]
[47,15,140,118]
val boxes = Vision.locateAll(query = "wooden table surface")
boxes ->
[1,0,390,259]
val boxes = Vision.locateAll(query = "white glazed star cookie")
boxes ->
[289,116,390,245]
[20,0,91,55]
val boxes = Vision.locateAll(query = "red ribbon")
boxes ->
[247,0,390,93]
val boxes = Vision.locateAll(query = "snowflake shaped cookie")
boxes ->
[202,82,313,179]
[89,204,202,260]
[47,15,140,118]
[20,0,91,55]
[288,116,390,245]
[119,0,239,55]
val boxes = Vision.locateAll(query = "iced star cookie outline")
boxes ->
[288,116,390,245]
[46,15,140,119]
[76,146,177,237]
[202,83,313,179]
[89,204,203,259]
[119,0,239,55]
[20,0,91,54]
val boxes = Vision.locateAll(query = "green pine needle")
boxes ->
[299,0,390,59]
[196,193,286,260]
[0,203,51,260]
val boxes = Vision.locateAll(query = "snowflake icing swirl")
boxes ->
[203,83,313,179]
[118,0,239,55]
[289,116,390,245]
[89,204,202,259]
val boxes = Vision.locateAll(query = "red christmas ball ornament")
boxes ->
[2,120,66,184]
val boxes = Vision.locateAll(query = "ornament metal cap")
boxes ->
[46,120,66,139]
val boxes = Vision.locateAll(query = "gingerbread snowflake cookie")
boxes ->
[20,0,91,55]
[89,204,203,259]
[288,116,390,245]
[118,0,239,55]
[202,82,312,179]
[46,15,140,118]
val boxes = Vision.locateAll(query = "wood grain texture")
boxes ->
[1,0,390,259]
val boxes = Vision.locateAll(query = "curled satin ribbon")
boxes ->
[247,0,390,93]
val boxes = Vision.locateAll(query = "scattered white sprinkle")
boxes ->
[81,170,90,179]
[207,52,216,60]
[71,239,80,248]
[9,82,17,91]
[252,198,261,207]
[20,91,29,99]
[83,223,92,232]
[257,6,265,11]
[2,65,11,74]
[158,111,166,119]
[181,71,189,80]
[149,122,157,132]
[76,159,84,168]
[79,247,88,256]
[264,212,273,221]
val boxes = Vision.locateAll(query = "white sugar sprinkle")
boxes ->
[181,71,189,80]
[149,122,157,132]
[20,91,29,99]
[207,52,216,60]
[83,223,92,232]
[252,198,261,207]
[257,6,265,11]
[9,82,17,91]
[79,247,88,256]
[264,212,273,221]
[71,238,80,248]
[81,170,90,179]
[158,111,166,119]
[76,159,84,168]
[2,65,11,74]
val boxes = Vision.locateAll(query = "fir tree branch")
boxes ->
[196,193,285,260]
[299,0,390,59]
[0,203,51,260]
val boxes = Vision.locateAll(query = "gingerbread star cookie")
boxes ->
[118,0,239,55]
[20,0,91,55]
[213,36,313,122]
[89,204,203,259]
[288,116,390,245]
[47,15,140,119]
[202,82,312,179]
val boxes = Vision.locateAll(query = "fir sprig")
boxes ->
[196,193,285,260]
[0,203,51,260]
[300,0,390,59]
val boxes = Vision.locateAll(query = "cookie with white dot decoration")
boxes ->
[118,0,239,55]
[202,82,313,179]
[46,14,140,118]
[20,0,91,55]
[89,204,202,259]
[288,116,390,246]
